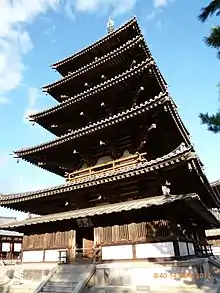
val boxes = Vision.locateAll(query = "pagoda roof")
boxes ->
[13,93,191,178]
[29,58,154,124]
[42,35,144,101]
[0,194,219,232]
[211,179,220,198]
[51,17,141,76]
[16,91,166,155]
[1,143,219,213]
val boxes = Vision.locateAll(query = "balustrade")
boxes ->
[66,152,147,182]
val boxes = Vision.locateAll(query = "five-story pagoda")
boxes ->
[0,17,219,263]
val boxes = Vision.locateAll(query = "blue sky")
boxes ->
[0,0,219,219]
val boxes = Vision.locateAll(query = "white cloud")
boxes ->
[147,0,175,24]
[0,96,9,105]
[0,0,137,107]
[154,0,173,8]
[0,0,60,104]
[66,0,137,16]
[23,87,42,122]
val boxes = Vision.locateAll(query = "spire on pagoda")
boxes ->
[107,16,114,34]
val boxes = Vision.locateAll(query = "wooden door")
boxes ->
[83,238,94,259]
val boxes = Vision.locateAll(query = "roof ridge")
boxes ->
[2,143,192,202]
[29,58,152,120]
[51,17,137,69]
[15,91,168,155]
[0,193,201,229]
[42,35,143,93]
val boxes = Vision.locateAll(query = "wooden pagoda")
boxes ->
[206,180,220,256]
[0,17,219,263]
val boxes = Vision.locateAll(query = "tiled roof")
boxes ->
[0,144,194,203]
[15,91,168,156]
[0,193,218,230]
[211,180,220,187]
[0,230,23,237]
[28,58,153,121]
[42,35,144,93]
[0,217,23,237]
[52,17,139,69]
[211,179,220,199]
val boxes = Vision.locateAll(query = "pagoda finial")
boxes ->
[107,16,114,34]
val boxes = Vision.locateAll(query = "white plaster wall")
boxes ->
[212,246,220,255]
[188,242,195,255]
[95,150,132,167]
[22,250,44,262]
[14,243,22,252]
[122,150,132,157]
[44,249,59,262]
[178,242,188,256]
[135,242,175,258]
[96,156,112,165]
[2,242,10,252]
[102,245,133,260]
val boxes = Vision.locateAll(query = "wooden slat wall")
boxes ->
[22,230,75,250]
[94,220,173,244]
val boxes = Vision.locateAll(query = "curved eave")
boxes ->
[3,193,219,231]
[15,92,169,157]
[0,144,193,204]
[211,179,220,188]
[29,59,153,121]
[211,179,220,199]
[190,158,220,208]
[42,35,144,95]
[51,17,139,72]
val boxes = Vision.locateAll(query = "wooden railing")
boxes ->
[66,152,147,182]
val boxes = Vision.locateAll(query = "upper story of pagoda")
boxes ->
[29,18,166,136]
[51,17,143,77]
[14,18,191,179]
[10,17,220,210]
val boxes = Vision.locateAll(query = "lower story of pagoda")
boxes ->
[1,193,218,263]
[20,222,212,263]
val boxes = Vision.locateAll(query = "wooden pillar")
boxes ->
[173,241,180,258]
[132,244,136,259]
[0,238,2,260]
[68,230,76,263]
[10,240,14,259]
[68,247,75,263]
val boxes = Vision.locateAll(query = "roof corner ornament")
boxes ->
[179,142,186,152]
[27,213,33,219]
[107,16,115,34]
[162,181,171,197]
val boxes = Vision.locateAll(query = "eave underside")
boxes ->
[31,58,160,137]
[0,194,219,234]
[1,146,218,214]
[16,97,189,177]
[43,36,146,103]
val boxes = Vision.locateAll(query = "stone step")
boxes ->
[54,272,83,276]
[50,276,84,282]
[39,291,71,293]
[46,281,77,287]
[41,287,74,293]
